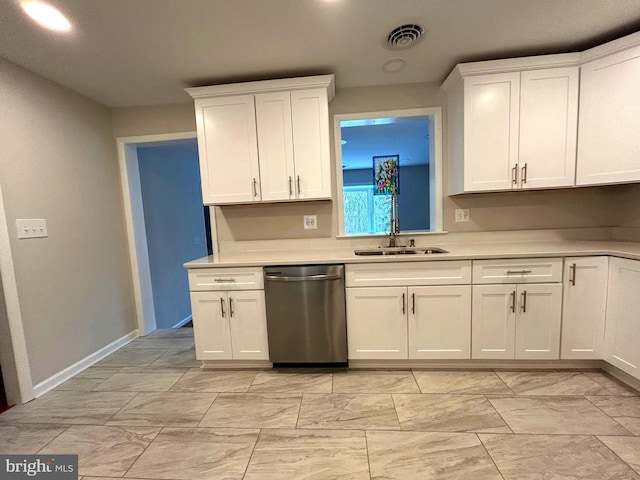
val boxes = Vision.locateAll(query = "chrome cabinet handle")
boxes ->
[520,290,527,313]
[253,178,258,197]
[214,278,236,282]
[522,163,528,184]
[229,297,234,318]
[510,291,516,313]
[512,164,518,185]
[570,263,576,286]
[411,293,415,314]
[220,298,226,317]
[297,175,301,194]
[506,270,532,275]
[289,176,293,196]
[402,293,405,315]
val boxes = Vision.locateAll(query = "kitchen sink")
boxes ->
[354,247,449,256]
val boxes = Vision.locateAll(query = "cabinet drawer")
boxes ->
[472,258,562,284]
[188,267,264,291]
[345,261,472,287]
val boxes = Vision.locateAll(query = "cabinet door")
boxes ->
[519,67,578,189]
[194,95,261,204]
[561,257,609,360]
[290,88,332,200]
[228,290,269,360]
[515,284,562,360]
[190,292,232,360]
[605,258,640,379]
[408,286,471,359]
[346,287,407,360]
[472,285,516,359]
[577,45,640,185]
[463,73,520,192]
[255,92,296,201]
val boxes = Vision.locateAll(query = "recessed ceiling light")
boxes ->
[382,59,406,73]
[21,1,72,32]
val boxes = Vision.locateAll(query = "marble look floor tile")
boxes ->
[332,370,420,393]
[587,396,640,435]
[39,425,160,477]
[249,371,332,393]
[93,348,168,368]
[0,424,68,453]
[489,396,632,435]
[74,367,122,379]
[585,372,639,396]
[496,371,611,396]
[393,394,510,433]
[149,348,201,368]
[367,430,502,479]
[107,392,217,427]
[55,377,110,391]
[129,338,195,350]
[147,328,195,339]
[244,429,369,480]
[0,391,137,425]
[171,369,257,393]
[94,371,184,392]
[480,433,640,480]
[412,371,513,395]
[599,436,640,474]
[297,393,400,430]
[199,393,301,428]
[126,427,258,480]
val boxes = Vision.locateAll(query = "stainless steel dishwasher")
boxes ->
[264,264,347,365]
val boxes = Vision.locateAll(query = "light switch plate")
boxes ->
[16,219,48,239]
[455,209,470,223]
[304,215,318,229]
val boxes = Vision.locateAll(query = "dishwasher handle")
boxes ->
[265,273,342,282]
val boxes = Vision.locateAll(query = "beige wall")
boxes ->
[0,58,136,384]
[112,102,196,138]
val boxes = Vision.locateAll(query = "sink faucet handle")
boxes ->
[409,239,415,247]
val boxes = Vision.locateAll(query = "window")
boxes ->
[334,108,443,237]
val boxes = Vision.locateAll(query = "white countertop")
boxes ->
[184,240,640,268]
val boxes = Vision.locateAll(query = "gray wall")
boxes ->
[137,140,207,329]
[0,58,136,385]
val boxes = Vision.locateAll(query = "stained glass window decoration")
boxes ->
[373,155,400,196]
[344,185,391,235]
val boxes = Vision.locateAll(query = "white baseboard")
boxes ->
[32,330,138,398]
[172,315,192,329]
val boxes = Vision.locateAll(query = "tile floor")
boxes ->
[1,328,640,479]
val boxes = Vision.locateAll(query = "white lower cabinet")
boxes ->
[561,257,609,359]
[604,258,640,380]
[472,283,561,360]
[191,290,269,361]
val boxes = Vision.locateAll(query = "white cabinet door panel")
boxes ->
[561,257,608,360]
[291,88,331,200]
[190,292,232,360]
[409,286,471,359]
[472,285,516,359]
[463,73,520,192]
[515,284,562,360]
[228,290,269,360]
[255,92,295,201]
[195,95,261,204]
[519,68,578,189]
[577,45,640,185]
[605,258,640,379]
[346,287,408,360]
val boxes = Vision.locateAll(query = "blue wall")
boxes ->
[343,164,430,231]
[138,140,207,329]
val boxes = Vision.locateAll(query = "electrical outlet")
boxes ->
[303,215,318,229]
[16,219,48,239]
[455,209,470,223]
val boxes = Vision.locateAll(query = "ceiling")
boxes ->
[1,0,640,107]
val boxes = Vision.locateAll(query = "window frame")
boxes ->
[333,107,444,238]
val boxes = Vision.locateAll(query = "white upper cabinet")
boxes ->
[195,95,261,204]
[187,75,335,205]
[445,65,579,194]
[577,44,640,186]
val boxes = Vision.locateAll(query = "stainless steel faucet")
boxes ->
[387,188,403,247]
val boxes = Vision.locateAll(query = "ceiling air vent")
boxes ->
[386,24,425,50]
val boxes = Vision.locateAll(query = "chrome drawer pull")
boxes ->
[506,270,532,275]
[214,278,236,282]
